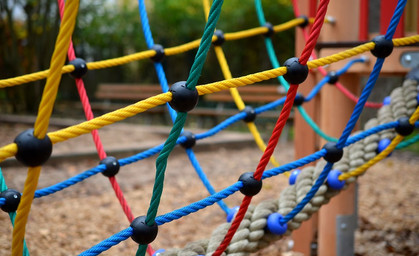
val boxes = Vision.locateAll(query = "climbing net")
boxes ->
[0,0,418,255]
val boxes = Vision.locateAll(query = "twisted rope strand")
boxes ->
[12,1,79,255]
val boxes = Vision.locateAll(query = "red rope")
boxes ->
[212,196,252,255]
[293,0,382,109]
[57,1,154,255]
[299,0,330,65]
[212,2,332,255]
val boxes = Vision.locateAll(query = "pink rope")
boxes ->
[57,1,154,255]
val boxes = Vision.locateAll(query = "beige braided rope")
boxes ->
[160,79,418,256]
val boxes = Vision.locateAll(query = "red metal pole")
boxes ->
[380,0,404,37]
[359,0,369,40]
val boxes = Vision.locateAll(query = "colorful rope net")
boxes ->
[0,0,418,255]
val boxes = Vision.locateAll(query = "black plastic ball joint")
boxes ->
[99,156,120,177]
[213,30,225,46]
[14,129,52,167]
[298,15,309,28]
[263,22,274,37]
[69,58,88,79]
[130,216,158,245]
[169,81,199,112]
[293,93,305,106]
[180,131,196,149]
[395,117,415,136]
[371,35,393,58]
[327,71,339,84]
[322,142,343,163]
[151,44,165,62]
[0,189,21,213]
[238,172,262,196]
[242,106,257,123]
[283,57,309,85]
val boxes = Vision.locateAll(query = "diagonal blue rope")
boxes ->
[185,148,229,213]
[76,119,410,255]
[78,227,133,256]
[280,0,408,224]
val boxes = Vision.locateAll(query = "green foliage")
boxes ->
[2,0,295,112]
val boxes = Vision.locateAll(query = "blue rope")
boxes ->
[156,182,242,225]
[384,0,407,40]
[77,118,416,254]
[185,148,229,214]
[304,58,366,102]
[280,0,407,224]
[34,165,106,198]
[78,227,133,256]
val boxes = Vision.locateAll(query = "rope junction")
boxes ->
[0,0,418,255]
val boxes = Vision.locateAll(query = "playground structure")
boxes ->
[0,0,418,256]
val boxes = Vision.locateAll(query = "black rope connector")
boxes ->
[327,71,339,84]
[169,81,199,112]
[371,35,393,58]
[213,30,225,46]
[322,142,343,163]
[283,57,309,85]
[238,172,262,196]
[263,22,274,37]
[298,15,309,28]
[0,189,21,213]
[14,129,52,167]
[242,106,257,122]
[69,58,88,79]
[99,156,120,177]
[180,131,196,149]
[395,117,415,136]
[130,216,158,245]
[293,93,305,106]
[151,44,165,62]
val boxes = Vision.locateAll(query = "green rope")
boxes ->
[137,1,224,254]
[0,168,30,256]
[396,133,419,149]
[254,0,339,142]
[185,0,224,90]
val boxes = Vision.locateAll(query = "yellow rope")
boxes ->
[1,37,419,163]
[203,0,285,175]
[11,1,80,255]
[339,106,419,180]
[11,166,41,256]
[47,92,172,144]
[0,18,316,88]
[87,50,155,70]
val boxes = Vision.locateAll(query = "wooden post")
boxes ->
[317,1,360,255]
[293,1,320,255]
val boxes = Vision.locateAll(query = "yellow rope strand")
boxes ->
[203,0,285,174]
[1,37,419,163]
[48,92,172,144]
[12,1,79,255]
[339,107,419,180]
[0,18,317,88]
[34,6,79,137]
[11,166,41,256]
[87,50,155,70]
